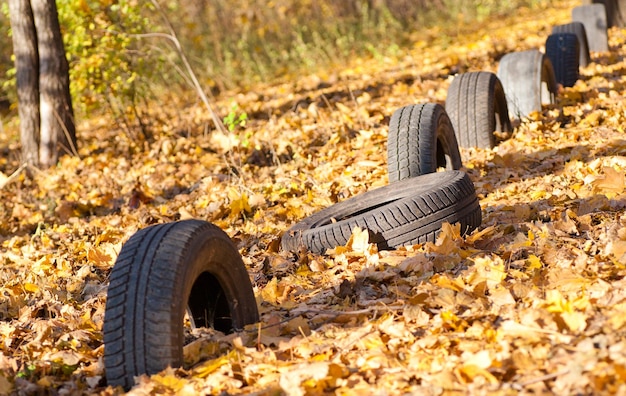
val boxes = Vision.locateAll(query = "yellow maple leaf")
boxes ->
[347,226,370,253]
[228,188,251,218]
[465,225,496,244]
[32,256,53,275]
[608,303,626,330]
[489,284,516,307]
[284,316,311,336]
[510,232,533,249]
[329,226,378,260]
[152,367,187,391]
[87,247,112,267]
[192,350,237,379]
[279,361,331,396]
[561,311,588,333]
[335,102,352,114]
[431,273,465,292]
[590,166,625,195]
[545,289,569,313]
[530,190,548,200]
[377,314,412,339]
[544,290,588,332]
[440,310,468,331]
[527,254,543,271]
[425,222,461,255]
[468,255,507,288]
[455,364,499,385]
[260,277,281,305]
[24,283,39,293]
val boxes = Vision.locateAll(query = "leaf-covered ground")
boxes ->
[2,0,626,394]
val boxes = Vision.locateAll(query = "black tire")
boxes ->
[103,220,259,390]
[582,0,626,28]
[552,22,591,67]
[387,103,462,182]
[445,71,512,149]
[281,170,481,254]
[545,33,580,88]
[497,49,557,119]
[573,4,609,52]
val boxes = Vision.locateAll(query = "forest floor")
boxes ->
[2,0,626,394]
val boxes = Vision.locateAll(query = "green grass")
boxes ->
[170,0,554,90]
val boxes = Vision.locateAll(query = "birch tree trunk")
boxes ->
[31,0,76,168]
[8,0,40,166]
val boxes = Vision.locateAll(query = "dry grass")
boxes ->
[166,0,554,91]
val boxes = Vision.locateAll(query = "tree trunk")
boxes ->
[8,0,40,167]
[31,0,76,168]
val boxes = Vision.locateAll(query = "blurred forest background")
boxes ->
[0,0,551,135]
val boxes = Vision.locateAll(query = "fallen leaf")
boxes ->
[590,167,625,195]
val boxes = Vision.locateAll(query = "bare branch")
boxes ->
[142,1,227,135]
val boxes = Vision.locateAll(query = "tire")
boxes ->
[445,71,512,149]
[497,49,557,119]
[545,33,580,88]
[387,103,462,182]
[103,220,259,390]
[281,170,482,254]
[552,22,591,67]
[573,4,609,52]
[582,0,626,28]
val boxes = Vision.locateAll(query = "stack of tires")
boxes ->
[280,102,481,254]
[101,1,617,391]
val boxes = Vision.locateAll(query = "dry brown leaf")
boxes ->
[0,376,13,395]
[467,256,507,288]
[589,166,625,195]
[87,247,112,267]
[488,284,516,307]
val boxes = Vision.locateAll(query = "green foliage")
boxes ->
[4,0,177,137]
[443,0,553,22]
[56,0,158,113]
[0,3,15,102]
[223,103,250,147]
[223,103,247,132]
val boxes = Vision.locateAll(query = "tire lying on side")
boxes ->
[545,33,580,88]
[103,220,259,390]
[573,4,609,52]
[552,22,591,67]
[445,71,512,149]
[387,103,462,182]
[281,170,482,254]
[497,49,558,119]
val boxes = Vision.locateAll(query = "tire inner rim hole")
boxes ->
[436,138,448,169]
[187,272,233,334]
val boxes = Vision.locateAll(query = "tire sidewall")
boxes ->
[282,171,467,251]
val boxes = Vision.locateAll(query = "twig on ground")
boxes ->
[244,305,403,334]
[511,369,570,391]
[141,0,227,136]
[0,163,27,190]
